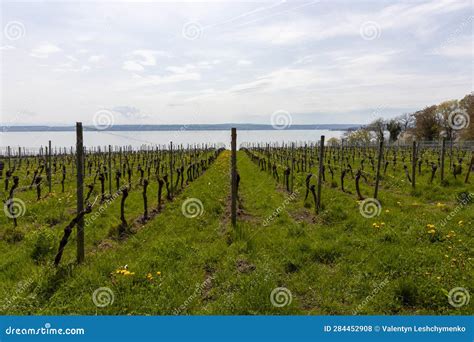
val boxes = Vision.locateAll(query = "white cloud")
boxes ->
[122,60,145,71]
[130,72,201,87]
[30,43,62,58]
[2,0,471,125]
[237,59,252,66]
[88,55,105,63]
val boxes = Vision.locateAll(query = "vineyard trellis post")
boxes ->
[7,145,11,169]
[441,138,446,181]
[411,141,416,189]
[76,122,85,264]
[374,139,383,199]
[108,145,112,195]
[291,142,295,192]
[465,154,473,184]
[231,128,237,226]
[170,141,174,199]
[48,140,52,193]
[316,135,325,214]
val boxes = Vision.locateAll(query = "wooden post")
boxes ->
[374,139,383,199]
[411,141,416,188]
[108,145,112,195]
[169,141,173,199]
[465,154,473,184]
[48,140,52,193]
[316,135,325,214]
[291,142,295,192]
[440,138,446,181]
[231,128,237,226]
[7,146,11,169]
[76,123,85,264]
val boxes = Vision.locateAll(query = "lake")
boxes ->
[0,130,344,152]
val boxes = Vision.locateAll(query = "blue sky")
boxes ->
[0,0,472,126]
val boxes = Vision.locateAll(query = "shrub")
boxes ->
[30,229,56,263]
[3,227,25,243]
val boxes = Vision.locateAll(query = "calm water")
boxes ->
[0,130,344,152]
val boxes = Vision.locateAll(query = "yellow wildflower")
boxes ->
[156,271,161,276]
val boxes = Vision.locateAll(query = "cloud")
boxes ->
[30,43,62,58]
[237,59,252,66]
[88,55,105,63]
[111,105,149,119]
[122,60,145,71]
[130,72,201,87]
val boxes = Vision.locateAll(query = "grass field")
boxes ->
[1,149,473,315]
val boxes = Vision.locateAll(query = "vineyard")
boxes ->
[0,128,473,315]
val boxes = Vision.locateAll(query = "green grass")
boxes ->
[1,150,473,315]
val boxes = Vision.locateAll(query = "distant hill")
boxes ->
[1,124,360,132]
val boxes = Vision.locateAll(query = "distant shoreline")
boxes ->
[0,124,359,132]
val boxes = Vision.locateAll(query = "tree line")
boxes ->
[338,93,473,145]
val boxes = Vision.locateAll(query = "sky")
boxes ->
[0,0,472,126]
